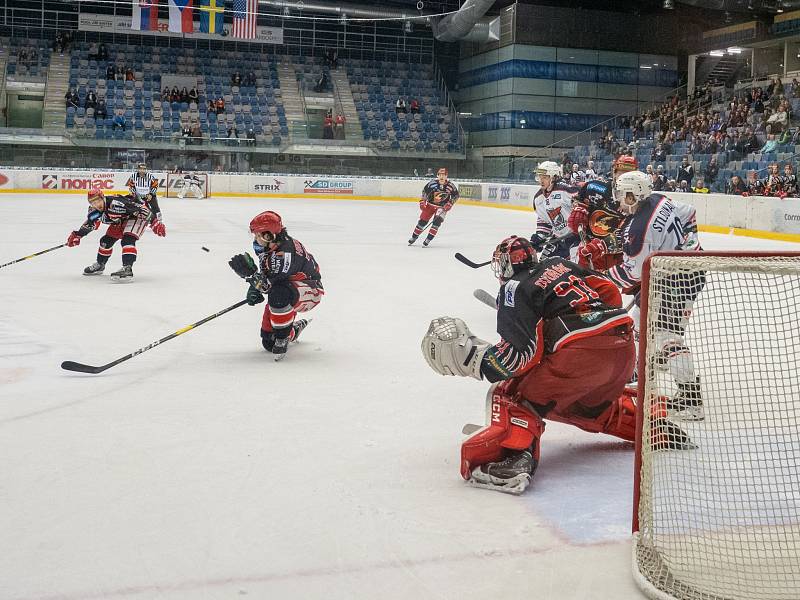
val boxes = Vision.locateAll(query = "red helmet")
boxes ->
[87,189,105,202]
[491,236,537,281]
[249,210,283,235]
[613,156,638,174]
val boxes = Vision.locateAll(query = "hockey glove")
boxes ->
[229,252,258,279]
[246,283,265,305]
[67,231,82,247]
[421,316,489,381]
[419,199,428,210]
[529,232,548,252]
[567,202,590,234]
[577,238,607,269]
[151,220,166,237]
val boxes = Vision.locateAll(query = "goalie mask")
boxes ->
[492,236,537,281]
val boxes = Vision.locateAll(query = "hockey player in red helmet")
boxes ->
[420,235,694,494]
[408,167,460,247]
[228,211,324,360]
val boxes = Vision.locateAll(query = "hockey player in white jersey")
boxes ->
[531,161,580,261]
[177,173,205,199]
[577,170,704,420]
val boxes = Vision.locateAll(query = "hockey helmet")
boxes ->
[614,171,653,215]
[136,162,147,174]
[249,210,284,237]
[613,155,638,175]
[535,161,561,179]
[492,236,538,281]
[87,189,105,202]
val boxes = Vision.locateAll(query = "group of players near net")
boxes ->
[65,161,704,489]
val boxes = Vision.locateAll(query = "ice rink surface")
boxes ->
[2,193,799,600]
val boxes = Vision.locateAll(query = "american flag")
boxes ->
[231,0,257,39]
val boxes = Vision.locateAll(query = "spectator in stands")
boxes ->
[162,88,171,102]
[677,157,694,187]
[245,71,256,87]
[746,170,763,195]
[425,167,435,177]
[314,71,329,93]
[88,42,99,61]
[53,32,64,54]
[105,65,116,83]
[112,114,126,131]
[65,88,79,109]
[727,174,747,195]
[98,43,108,61]
[95,98,108,120]
[170,87,180,102]
[180,87,189,103]
[182,124,191,142]
[188,88,199,104]
[767,101,789,133]
[763,163,782,195]
[410,99,420,114]
[85,90,97,110]
[651,143,666,164]
[125,68,135,82]
[207,100,217,115]
[678,180,690,193]
[323,113,334,139]
[665,179,677,192]
[396,98,407,114]
[653,165,667,191]
[232,71,242,87]
[215,97,225,113]
[227,125,239,146]
[192,122,202,145]
[704,157,719,188]
[560,153,572,174]
[692,177,709,194]
[247,128,256,147]
[784,164,798,197]
[335,114,346,140]
[585,160,597,180]
[325,48,338,69]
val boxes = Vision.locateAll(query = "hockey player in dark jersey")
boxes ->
[530,161,580,261]
[66,189,164,281]
[569,155,639,271]
[422,236,695,494]
[228,211,324,360]
[408,167,459,247]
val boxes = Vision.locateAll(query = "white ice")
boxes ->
[2,194,799,600]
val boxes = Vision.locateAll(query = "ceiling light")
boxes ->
[728,47,742,54]
[710,50,725,57]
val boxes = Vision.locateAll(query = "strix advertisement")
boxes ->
[251,177,287,193]
[303,178,354,195]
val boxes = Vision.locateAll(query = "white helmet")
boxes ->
[614,171,653,215]
[535,160,561,179]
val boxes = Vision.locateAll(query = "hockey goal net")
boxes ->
[165,172,210,198]
[633,251,800,600]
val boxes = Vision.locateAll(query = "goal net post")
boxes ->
[632,251,800,600]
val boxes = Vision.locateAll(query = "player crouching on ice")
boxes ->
[421,236,694,495]
[228,211,324,361]
[66,189,166,281]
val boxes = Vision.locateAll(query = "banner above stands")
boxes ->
[78,13,283,44]
[2,168,800,240]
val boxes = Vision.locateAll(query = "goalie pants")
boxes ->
[460,326,636,480]
[96,216,149,267]
[260,280,323,347]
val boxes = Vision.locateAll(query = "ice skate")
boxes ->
[651,417,697,450]
[272,336,289,361]
[290,319,310,342]
[667,377,704,421]
[468,448,536,495]
[110,265,134,282]
[83,262,105,276]
[408,235,418,246]
[422,237,432,247]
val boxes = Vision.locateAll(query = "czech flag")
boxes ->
[168,0,194,33]
[131,0,159,31]
[199,0,224,35]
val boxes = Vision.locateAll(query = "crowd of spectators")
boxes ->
[395,98,420,115]
[52,30,73,55]
[322,109,346,140]
[162,86,199,105]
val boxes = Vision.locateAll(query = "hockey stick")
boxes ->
[61,299,249,374]
[454,252,491,268]
[473,288,496,309]
[1,244,66,269]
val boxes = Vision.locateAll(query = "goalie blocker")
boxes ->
[421,236,694,495]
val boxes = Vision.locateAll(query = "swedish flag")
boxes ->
[199,0,224,34]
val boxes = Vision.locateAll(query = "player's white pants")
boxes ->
[630,302,697,385]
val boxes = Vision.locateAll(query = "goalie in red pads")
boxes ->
[228,211,324,361]
[421,236,693,494]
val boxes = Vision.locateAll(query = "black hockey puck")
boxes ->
[201,246,210,252]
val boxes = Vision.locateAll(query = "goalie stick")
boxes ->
[1,243,66,269]
[61,299,248,374]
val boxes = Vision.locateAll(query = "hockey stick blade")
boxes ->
[473,288,497,310]
[60,361,106,374]
[454,252,491,269]
[462,423,482,435]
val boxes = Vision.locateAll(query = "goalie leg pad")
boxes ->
[460,382,545,480]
